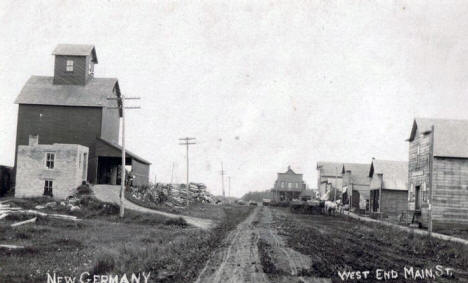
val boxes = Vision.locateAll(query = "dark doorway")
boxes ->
[97,156,131,185]
[372,190,379,212]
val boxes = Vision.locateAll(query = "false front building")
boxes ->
[14,44,150,186]
[317,161,343,198]
[408,118,468,230]
[272,166,306,202]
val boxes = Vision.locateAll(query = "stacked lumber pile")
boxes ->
[170,183,218,205]
[128,183,219,208]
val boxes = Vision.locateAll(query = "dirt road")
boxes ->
[195,206,331,283]
[93,185,213,229]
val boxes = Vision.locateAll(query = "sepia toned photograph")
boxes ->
[1,1,468,282]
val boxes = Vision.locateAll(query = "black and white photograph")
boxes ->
[1,1,468,282]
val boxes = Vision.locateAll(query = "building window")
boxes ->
[281,181,285,188]
[66,60,74,72]
[409,184,414,201]
[44,180,53,196]
[288,182,292,189]
[422,182,428,202]
[46,153,55,169]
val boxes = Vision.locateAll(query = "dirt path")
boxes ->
[195,206,331,283]
[93,185,213,229]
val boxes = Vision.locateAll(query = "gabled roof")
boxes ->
[409,118,468,158]
[342,163,371,185]
[15,76,120,108]
[279,166,300,175]
[97,138,151,165]
[52,44,98,63]
[369,160,408,191]
[317,161,342,177]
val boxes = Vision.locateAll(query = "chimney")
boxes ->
[29,135,39,146]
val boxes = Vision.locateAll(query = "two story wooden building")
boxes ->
[272,166,306,202]
[408,118,468,229]
[14,44,150,187]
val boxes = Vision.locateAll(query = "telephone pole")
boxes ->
[334,166,338,202]
[179,137,196,207]
[220,162,226,198]
[170,162,175,184]
[228,176,231,198]
[107,94,141,218]
[428,125,435,236]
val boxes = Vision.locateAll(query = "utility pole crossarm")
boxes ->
[179,137,197,207]
[105,94,141,218]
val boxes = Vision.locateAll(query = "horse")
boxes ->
[324,200,337,216]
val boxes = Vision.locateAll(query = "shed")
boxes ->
[369,159,408,220]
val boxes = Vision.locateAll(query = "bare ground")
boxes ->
[272,208,468,283]
[195,206,331,283]
[196,206,468,283]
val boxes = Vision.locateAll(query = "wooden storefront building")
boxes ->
[408,118,468,229]
[316,162,343,199]
[342,163,371,212]
[272,166,306,202]
[369,159,408,220]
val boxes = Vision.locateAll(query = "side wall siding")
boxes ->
[101,107,120,144]
[53,55,87,85]
[433,157,468,228]
[381,190,408,218]
[131,159,149,186]
[15,105,102,183]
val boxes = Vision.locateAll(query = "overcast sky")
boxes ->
[1,0,468,197]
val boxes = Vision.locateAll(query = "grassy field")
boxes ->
[0,197,253,283]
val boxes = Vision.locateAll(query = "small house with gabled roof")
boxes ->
[341,163,371,212]
[369,159,408,220]
[14,44,150,188]
[408,118,468,229]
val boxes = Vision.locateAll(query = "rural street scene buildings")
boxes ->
[1,1,468,282]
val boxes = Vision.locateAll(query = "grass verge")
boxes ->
[0,197,252,283]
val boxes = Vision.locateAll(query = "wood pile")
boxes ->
[128,183,219,207]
